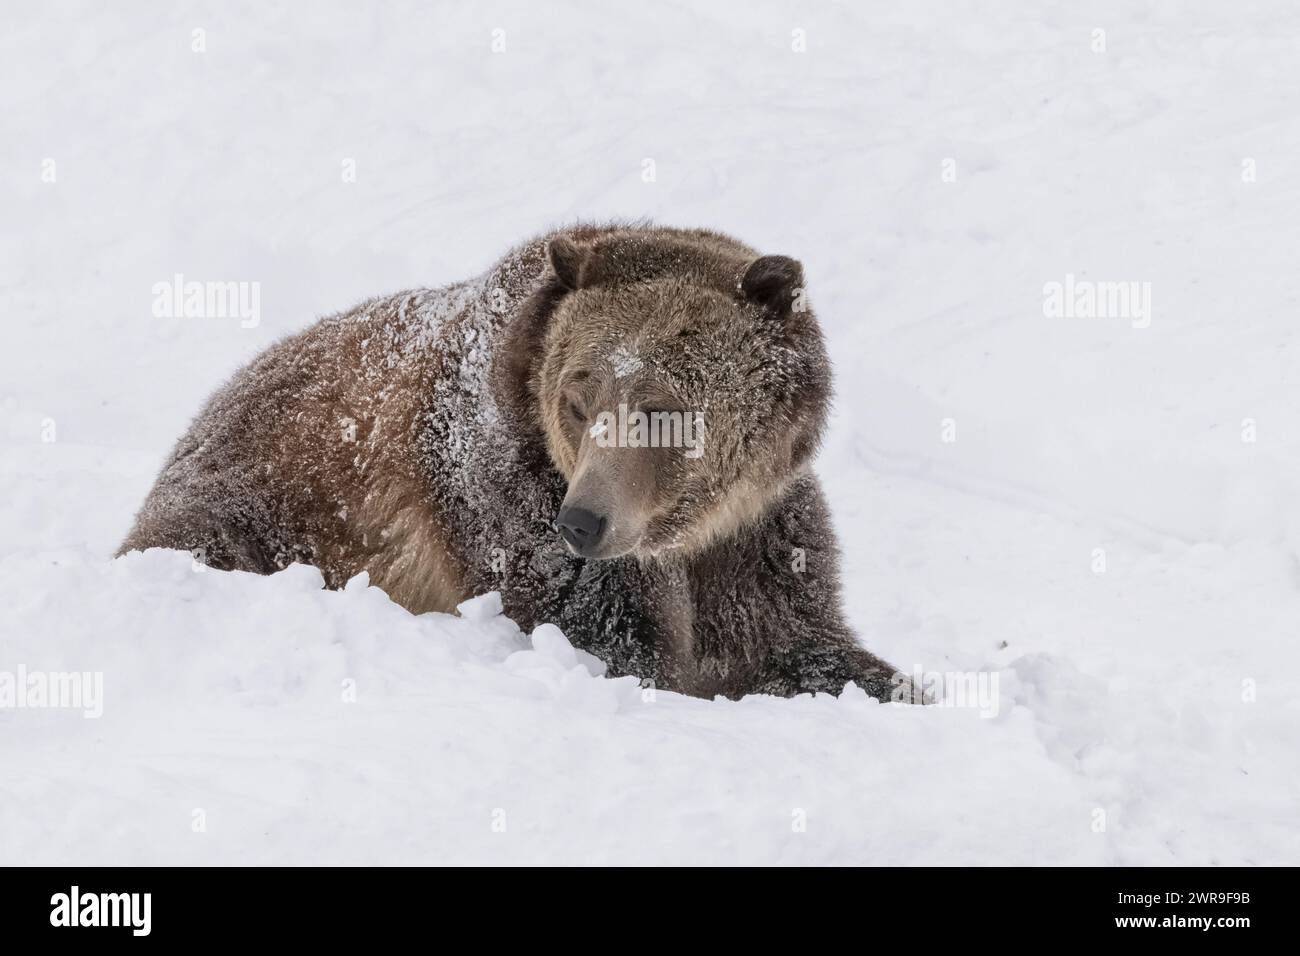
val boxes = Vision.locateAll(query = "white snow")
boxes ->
[609,342,644,378]
[2,1,1298,865]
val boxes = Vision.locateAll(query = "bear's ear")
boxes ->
[740,255,804,316]
[547,236,588,290]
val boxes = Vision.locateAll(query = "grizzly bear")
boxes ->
[119,223,909,701]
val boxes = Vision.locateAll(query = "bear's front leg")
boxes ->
[687,475,916,703]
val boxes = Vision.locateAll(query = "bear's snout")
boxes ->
[556,505,608,557]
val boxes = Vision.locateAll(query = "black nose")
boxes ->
[556,506,607,554]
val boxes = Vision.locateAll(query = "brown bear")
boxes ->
[119,222,909,701]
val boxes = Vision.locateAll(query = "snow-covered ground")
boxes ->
[3,1,1298,864]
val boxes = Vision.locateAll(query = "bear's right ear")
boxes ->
[740,255,804,316]
[547,236,588,290]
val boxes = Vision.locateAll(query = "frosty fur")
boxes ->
[120,223,908,701]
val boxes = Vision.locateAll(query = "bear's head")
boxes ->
[499,227,832,561]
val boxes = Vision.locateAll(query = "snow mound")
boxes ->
[1,548,1106,866]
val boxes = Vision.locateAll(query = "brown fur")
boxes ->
[119,288,469,613]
